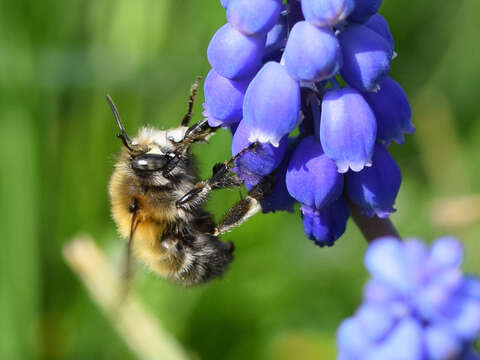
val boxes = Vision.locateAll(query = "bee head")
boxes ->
[107,94,176,173]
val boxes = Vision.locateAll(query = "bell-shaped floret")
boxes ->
[339,24,393,92]
[363,77,414,145]
[320,87,377,173]
[203,69,250,127]
[301,0,354,27]
[364,14,394,51]
[207,23,265,80]
[284,21,342,82]
[301,196,349,247]
[227,0,282,36]
[346,143,401,218]
[286,136,344,209]
[348,0,382,23]
[366,318,424,360]
[232,119,288,185]
[243,62,301,146]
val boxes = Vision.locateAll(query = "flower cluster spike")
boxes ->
[337,237,480,360]
[204,0,415,246]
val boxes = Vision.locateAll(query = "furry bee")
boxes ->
[108,80,272,286]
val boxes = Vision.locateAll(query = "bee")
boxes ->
[108,79,272,286]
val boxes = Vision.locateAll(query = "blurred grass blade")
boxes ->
[63,235,191,360]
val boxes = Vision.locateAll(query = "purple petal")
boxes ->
[300,196,349,246]
[460,276,480,300]
[366,317,424,360]
[204,69,250,125]
[363,77,414,145]
[232,119,288,180]
[415,268,463,321]
[284,21,342,82]
[444,298,480,340]
[425,325,462,360]
[339,24,393,92]
[220,0,229,8]
[227,0,282,35]
[429,236,464,270]
[286,136,344,209]
[346,143,401,218]
[301,0,355,27]
[363,279,400,304]
[336,317,371,358]
[364,237,411,294]
[207,23,265,80]
[243,62,301,146]
[364,14,395,51]
[355,303,395,342]
[320,87,377,173]
[348,0,382,23]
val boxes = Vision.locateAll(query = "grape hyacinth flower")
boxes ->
[204,0,414,244]
[346,142,401,218]
[320,86,377,173]
[337,237,480,360]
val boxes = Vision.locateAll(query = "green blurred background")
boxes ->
[1,0,480,359]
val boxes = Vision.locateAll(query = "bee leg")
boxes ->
[176,143,259,208]
[181,76,202,127]
[163,118,220,177]
[214,175,275,236]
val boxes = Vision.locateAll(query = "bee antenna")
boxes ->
[106,94,135,152]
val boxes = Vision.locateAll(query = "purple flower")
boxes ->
[301,196,350,247]
[337,237,480,360]
[286,136,343,209]
[207,23,265,80]
[203,69,250,127]
[348,0,382,23]
[206,0,412,246]
[243,61,301,146]
[339,24,393,92]
[284,21,342,82]
[363,77,415,145]
[232,119,288,184]
[346,142,401,218]
[226,0,282,36]
[301,0,354,27]
[320,87,377,173]
[364,14,395,51]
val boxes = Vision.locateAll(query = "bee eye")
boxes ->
[131,154,170,172]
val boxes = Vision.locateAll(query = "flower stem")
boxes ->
[349,202,401,243]
[63,235,191,360]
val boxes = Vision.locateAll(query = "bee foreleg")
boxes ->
[175,143,259,208]
[176,163,242,208]
[163,119,220,177]
[214,175,275,236]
